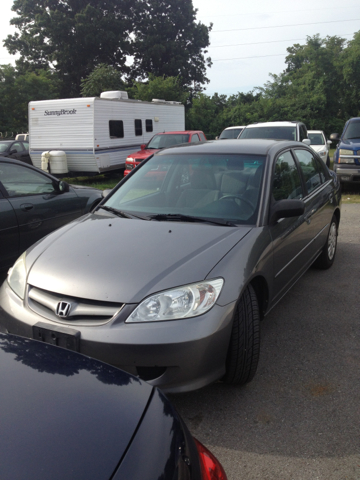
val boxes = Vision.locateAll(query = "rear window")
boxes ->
[241,126,296,141]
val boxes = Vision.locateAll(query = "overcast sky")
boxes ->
[1,0,360,97]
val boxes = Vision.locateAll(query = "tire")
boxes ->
[313,215,338,269]
[223,284,260,385]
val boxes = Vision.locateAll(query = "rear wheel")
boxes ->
[223,284,260,385]
[313,215,338,269]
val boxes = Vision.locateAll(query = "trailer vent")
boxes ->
[100,91,129,100]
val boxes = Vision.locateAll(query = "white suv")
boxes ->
[239,121,310,144]
[307,130,332,167]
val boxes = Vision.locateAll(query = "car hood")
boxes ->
[131,148,159,160]
[27,213,252,303]
[0,332,152,480]
[340,138,360,148]
[310,145,326,152]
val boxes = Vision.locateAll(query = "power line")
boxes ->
[210,33,354,48]
[213,18,360,33]
[213,53,287,61]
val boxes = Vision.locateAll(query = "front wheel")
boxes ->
[313,215,338,269]
[223,284,260,385]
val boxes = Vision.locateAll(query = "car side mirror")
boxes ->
[215,136,219,140]
[9,149,17,154]
[330,133,339,141]
[302,139,311,145]
[327,140,332,145]
[270,199,305,224]
[140,144,146,150]
[58,180,69,193]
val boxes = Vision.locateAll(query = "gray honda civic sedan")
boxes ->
[0,140,341,393]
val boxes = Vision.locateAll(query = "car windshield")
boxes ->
[343,120,360,140]
[219,128,243,139]
[0,142,10,153]
[240,126,297,141]
[104,153,266,225]
[308,133,325,145]
[147,134,190,149]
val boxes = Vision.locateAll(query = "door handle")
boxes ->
[20,203,34,212]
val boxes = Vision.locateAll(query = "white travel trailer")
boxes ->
[28,91,185,174]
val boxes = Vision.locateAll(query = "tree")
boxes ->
[130,0,212,95]
[80,64,127,97]
[4,0,135,98]
[4,0,212,98]
[0,65,59,133]
[129,74,188,104]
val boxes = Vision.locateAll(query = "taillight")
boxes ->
[194,438,227,480]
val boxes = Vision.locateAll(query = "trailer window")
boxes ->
[146,119,153,132]
[135,119,143,136]
[109,121,124,138]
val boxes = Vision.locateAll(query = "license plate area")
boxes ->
[33,322,80,352]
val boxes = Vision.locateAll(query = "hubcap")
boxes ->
[327,221,337,260]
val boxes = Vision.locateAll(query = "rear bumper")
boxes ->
[0,280,235,393]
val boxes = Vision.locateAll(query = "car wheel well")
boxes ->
[249,276,269,319]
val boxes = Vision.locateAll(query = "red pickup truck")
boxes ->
[124,130,207,176]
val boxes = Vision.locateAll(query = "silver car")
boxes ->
[0,140,341,393]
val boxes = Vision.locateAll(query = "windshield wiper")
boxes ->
[149,213,236,226]
[98,205,148,220]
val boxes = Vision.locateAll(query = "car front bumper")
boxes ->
[0,279,236,393]
[334,165,360,183]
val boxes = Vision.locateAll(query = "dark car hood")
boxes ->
[0,333,152,480]
[27,213,252,303]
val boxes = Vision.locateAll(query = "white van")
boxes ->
[28,91,185,174]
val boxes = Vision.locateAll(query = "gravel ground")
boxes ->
[170,204,360,480]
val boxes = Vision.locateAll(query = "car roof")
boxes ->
[223,126,246,130]
[157,138,304,156]
[245,121,302,128]
[308,130,324,134]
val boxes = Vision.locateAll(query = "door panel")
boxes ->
[0,163,82,254]
[0,197,19,270]
[269,151,316,302]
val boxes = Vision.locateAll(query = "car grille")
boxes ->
[27,285,124,326]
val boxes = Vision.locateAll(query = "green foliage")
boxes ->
[0,65,59,133]
[80,64,127,97]
[4,0,212,98]
[129,74,188,104]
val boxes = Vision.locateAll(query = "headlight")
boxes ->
[7,252,27,299]
[339,149,355,164]
[127,279,224,323]
[319,150,326,156]
[126,157,134,162]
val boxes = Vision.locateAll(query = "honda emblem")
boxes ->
[56,301,71,318]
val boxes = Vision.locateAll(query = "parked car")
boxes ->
[0,332,227,480]
[124,131,207,176]
[308,130,332,167]
[0,139,32,165]
[217,126,245,140]
[330,118,360,183]
[0,157,103,271]
[239,121,310,144]
[0,139,341,393]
